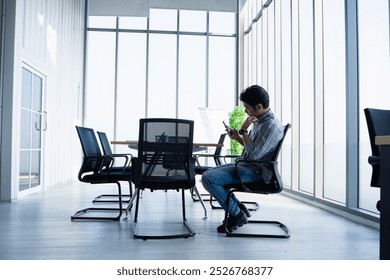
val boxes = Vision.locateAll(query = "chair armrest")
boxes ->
[110,153,133,167]
[130,157,140,185]
[84,155,115,170]
[79,155,115,181]
[368,155,380,165]
[194,154,218,159]
[222,154,241,164]
[189,157,196,181]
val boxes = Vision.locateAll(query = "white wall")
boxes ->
[0,0,85,201]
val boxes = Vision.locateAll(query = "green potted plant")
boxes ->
[229,106,245,155]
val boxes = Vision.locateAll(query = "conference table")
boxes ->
[375,135,390,260]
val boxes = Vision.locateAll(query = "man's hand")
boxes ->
[227,128,240,140]
[241,116,258,130]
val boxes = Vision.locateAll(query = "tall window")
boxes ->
[358,0,390,213]
[117,33,147,142]
[85,9,237,149]
[280,0,292,188]
[323,0,346,203]
[242,0,388,220]
[298,0,315,194]
[85,31,116,137]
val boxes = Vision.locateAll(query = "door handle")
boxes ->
[34,111,47,131]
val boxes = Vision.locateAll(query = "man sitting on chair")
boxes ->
[201,85,285,233]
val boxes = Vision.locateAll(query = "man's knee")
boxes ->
[201,171,210,188]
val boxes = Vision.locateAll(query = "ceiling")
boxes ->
[88,0,246,17]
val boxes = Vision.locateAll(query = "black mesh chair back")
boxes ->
[131,118,196,239]
[97,131,113,155]
[364,108,390,188]
[134,118,195,189]
[76,126,106,174]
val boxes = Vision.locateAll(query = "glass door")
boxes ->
[19,66,46,194]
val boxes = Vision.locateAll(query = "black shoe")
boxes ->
[238,203,251,217]
[217,210,248,233]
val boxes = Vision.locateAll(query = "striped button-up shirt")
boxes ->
[242,110,284,182]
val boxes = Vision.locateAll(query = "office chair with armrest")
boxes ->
[194,133,259,213]
[95,131,133,203]
[72,126,132,221]
[221,124,291,238]
[131,118,196,239]
[364,108,390,211]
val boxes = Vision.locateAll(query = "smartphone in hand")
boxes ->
[222,121,232,134]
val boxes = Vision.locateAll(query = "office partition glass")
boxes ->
[358,0,390,213]
[323,0,346,203]
[298,0,314,194]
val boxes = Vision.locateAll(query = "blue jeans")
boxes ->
[201,163,263,216]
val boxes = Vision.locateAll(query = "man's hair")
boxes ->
[239,85,269,109]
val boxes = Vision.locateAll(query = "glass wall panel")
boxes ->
[267,3,275,111]
[119,17,147,30]
[323,0,346,203]
[256,19,263,86]
[243,0,389,219]
[149,9,177,31]
[116,33,147,151]
[209,36,235,110]
[86,8,237,156]
[147,34,177,118]
[209,11,236,34]
[178,35,206,120]
[281,0,292,188]
[85,31,116,135]
[179,10,207,32]
[358,0,390,213]
[298,0,314,194]
[88,16,116,28]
